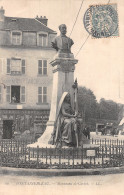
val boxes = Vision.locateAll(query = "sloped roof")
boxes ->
[0,16,56,33]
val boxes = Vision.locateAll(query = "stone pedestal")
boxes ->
[48,57,78,126]
[32,55,78,147]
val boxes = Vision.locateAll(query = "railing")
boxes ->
[0,139,124,169]
[91,138,124,147]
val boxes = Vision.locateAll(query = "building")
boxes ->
[118,106,124,135]
[0,7,56,139]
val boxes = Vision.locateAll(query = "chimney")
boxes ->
[36,16,48,26]
[0,6,5,21]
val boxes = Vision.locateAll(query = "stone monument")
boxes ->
[31,24,79,147]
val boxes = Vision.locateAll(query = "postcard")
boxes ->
[0,0,124,195]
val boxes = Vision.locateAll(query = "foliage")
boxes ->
[78,86,98,122]
[98,98,122,121]
[77,86,123,127]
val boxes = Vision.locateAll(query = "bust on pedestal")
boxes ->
[30,24,79,148]
[51,24,74,58]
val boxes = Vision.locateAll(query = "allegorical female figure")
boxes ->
[49,92,82,147]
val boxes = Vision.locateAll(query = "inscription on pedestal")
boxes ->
[86,150,96,157]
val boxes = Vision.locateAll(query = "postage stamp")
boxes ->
[83,4,119,38]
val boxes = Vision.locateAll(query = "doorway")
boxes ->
[3,120,13,139]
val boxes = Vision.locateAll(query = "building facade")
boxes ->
[0,7,56,139]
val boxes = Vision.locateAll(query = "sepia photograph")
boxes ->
[0,0,124,194]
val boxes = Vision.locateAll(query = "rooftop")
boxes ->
[0,16,56,34]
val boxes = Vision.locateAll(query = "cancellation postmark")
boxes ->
[83,4,119,38]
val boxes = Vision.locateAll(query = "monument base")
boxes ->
[28,129,91,149]
[29,125,55,148]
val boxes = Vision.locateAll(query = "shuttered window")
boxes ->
[38,87,42,103]
[6,59,26,75]
[7,59,11,74]
[11,59,21,73]
[43,60,47,75]
[6,86,11,103]
[38,60,42,75]
[12,32,21,45]
[21,60,25,74]
[43,87,47,103]
[38,60,47,75]
[38,87,47,103]
[20,86,25,103]
[0,86,1,103]
[0,58,4,74]
[38,34,47,47]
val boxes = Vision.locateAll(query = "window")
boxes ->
[0,86,1,103]
[12,31,22,45]
[37,33,47,47]
[38,60,47,75]
[6,86,11,103]
[0,58,4,74]
[11,86,20,103]
[38,87,47,104]
[6,85,26,103]
[20,86,25,103]
[7,59,11,74]
[21,60,25,74]
[11,59,21,73]
[7,58,25,75]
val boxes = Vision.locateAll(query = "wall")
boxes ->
[0,30,56,47]
[0,46,56,109]
[0,31,11,45]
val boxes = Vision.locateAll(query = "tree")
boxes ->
[99,98,122,121]
[78,86,98,123]
[77,86,124,128]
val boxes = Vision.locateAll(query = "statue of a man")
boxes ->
[51,24,74,54]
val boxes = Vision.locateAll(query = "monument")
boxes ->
[30,24,86,148]
[51,24,74,55]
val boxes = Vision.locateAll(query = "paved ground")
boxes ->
[90,132,124,141]
[0,173,124,195]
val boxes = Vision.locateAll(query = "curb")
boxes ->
[0,166,124,176]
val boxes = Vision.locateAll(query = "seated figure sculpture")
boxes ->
[49,92,83,147]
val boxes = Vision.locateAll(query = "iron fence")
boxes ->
[0,139,124,169]
[91,138,124,147]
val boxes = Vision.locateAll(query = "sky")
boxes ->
[0,0,124,104]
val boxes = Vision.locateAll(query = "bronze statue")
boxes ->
[49,92,83,147]
[51,24,74,54]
